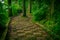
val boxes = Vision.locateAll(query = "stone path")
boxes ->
[6,13,53,40]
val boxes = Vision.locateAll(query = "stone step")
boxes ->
[16,30,25,34]
[33,32,42,37]
[25,31,33,35]
[17,33,26,37]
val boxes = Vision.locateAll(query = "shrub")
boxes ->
[32,4,48,21]
[0,3,9,33]
[12,2,21,16]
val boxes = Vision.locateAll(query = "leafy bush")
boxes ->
[32,0,60,39]
[52,13,60,37]
[32,4,48,21]
[0,2,9,33]
[0,14,8,27]
[12,2,20,16]
[0,13,9,37]
[52,23,60,35]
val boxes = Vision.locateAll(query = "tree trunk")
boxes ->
[0,2,3,13]
[30,0,32,13]
[50,0,54,20]
[23,0,26,17]
[8,0,12,17]
[47,0,55,20]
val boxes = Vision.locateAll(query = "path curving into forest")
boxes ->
[6,13,53,40]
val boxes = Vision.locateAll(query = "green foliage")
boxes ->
[0,2,9,32]
[32,0,60,39]
[12,2,19,16]
[11,1,22,16]
[51,1,60,36]
[32,2,48,21]
[0,14,9,27]
[52,24,60,35]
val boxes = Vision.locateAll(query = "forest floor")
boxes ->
[5,13,53,40]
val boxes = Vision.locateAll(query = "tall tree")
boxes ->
[50,0,55,19]
[0,2,2,13]
[30,0,32,13]
[8,0,12,16]
[0,0,3,13]
[23,0,26,16]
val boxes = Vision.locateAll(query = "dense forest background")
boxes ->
[0,0,60,40]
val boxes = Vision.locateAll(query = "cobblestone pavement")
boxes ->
[6,13,53,40]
